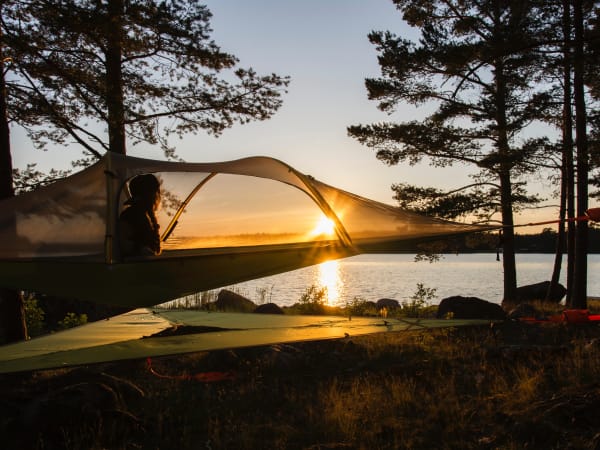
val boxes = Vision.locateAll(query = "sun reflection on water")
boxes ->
[316,260,342,305]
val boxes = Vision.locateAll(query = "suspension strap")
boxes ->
[510,207,599,229]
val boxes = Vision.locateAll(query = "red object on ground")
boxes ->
[146,357,236,382]
[520,309,600,323]
[561,309,591,323]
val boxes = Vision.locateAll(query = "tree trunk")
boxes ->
[494,56,518,303]
[106,0,126,155]
[571,0,588,309]
[499,170,518,303]
[548,166,567,302]
[0,28,13,200]
[567,162,576,306]
[560,0,576,306]
[0,30,27,343]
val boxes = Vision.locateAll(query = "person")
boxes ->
[119,173,162,257]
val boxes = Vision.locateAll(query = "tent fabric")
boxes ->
[0,308,494,374]
[0,152,492,306]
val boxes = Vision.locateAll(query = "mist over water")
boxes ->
[207,253,600,307]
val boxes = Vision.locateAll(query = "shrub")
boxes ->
[23,293,45,337]
[57,312,88,330]
[345,297,378,317]
[296,285,329,315]
[401,283,437,318]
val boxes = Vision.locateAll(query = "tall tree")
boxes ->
[571,0,590,308]
[543,0,587,307]
[526,0,575,304]
[9,0,289,158]
[0,1,27,343]
[561,0,576,307]
[587,3,600,204]
[518,0,599,307]
[348,0,550,302]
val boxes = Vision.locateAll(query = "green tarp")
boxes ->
[0,308,492,374]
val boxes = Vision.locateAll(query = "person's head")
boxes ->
[127,174,161,210]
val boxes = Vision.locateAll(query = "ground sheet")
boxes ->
[0,309,491,373]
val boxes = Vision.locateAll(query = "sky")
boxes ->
[11,0,576,230]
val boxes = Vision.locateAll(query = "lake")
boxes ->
[173,253,600,308]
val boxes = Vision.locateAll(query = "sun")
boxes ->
[311,214,336,236]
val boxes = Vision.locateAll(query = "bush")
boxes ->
[23,293,45,337]
[295,285,329,315]
[400,283,437,318]
[345,297,378,317]
[57,312,88,330]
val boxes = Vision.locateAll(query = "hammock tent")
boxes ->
[0,152,491,307]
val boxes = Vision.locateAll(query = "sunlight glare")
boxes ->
[317,260,341,305]
[311,214,336,236]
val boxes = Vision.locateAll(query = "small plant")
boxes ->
[296,285,328,315]
[23,293,45,337]
[401,283,437,318]
[57,312,88,330]
[300,284,328,304]
[345,297,378,317]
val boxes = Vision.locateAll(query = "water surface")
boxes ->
[180,253,600,307]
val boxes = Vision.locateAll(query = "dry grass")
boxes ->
[3,320,600,449]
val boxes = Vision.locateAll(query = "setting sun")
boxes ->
[311,214,336,236]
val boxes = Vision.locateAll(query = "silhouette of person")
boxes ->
[119,174,162,257]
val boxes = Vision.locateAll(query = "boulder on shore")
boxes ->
[511,281,566,304]
[376,298,400,309]
[436,296,507,320]
[253,303,284,315]
[213,289,256,313]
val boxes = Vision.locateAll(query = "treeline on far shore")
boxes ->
[513,227,600,253]
[380,227,600,254]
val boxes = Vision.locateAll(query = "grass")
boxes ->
[3,316,600,449]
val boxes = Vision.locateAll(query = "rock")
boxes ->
[513,281,566,304]
[253,303,284,314]
[213,289,256,312]
[436,296,506,320]
[376,298,400,309]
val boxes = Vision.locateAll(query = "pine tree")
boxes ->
[571,0,591,308]
[348,0,554,302]
[8,0,289,157]
[0,1,28,343]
